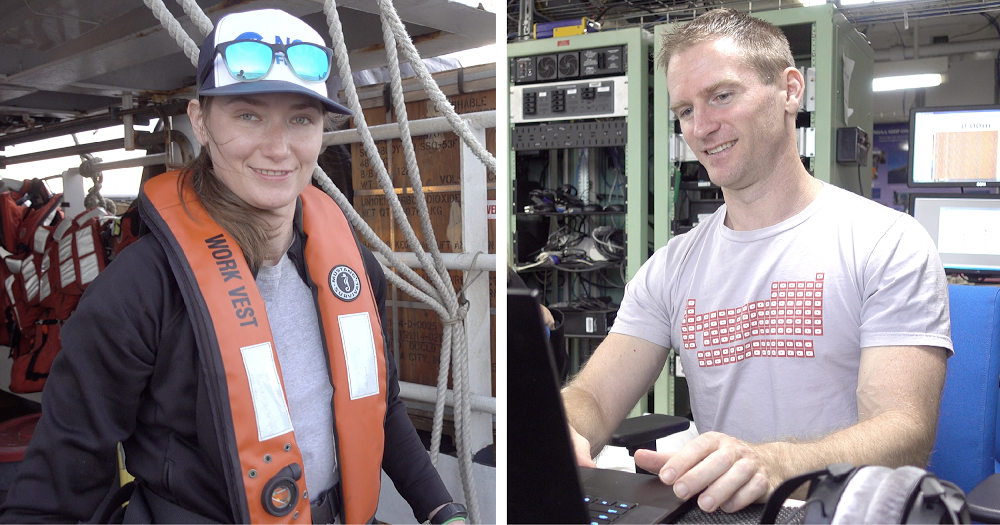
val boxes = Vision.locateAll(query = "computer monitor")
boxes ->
[909,193,1000,280]
[908,105,1000,188]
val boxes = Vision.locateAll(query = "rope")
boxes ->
[143,0,200,67]
[175,0,213,37]
[377,5,496,175]
[325,0,482,520]
[376,7,482,518]
[455,251,485,300]
[324,1,453,303]
[378,1,449,281]
[72,135,116,212]
[374,1,482,520]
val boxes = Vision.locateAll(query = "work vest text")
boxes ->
[205,234,258,328]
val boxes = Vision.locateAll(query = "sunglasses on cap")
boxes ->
[211,39,334,84]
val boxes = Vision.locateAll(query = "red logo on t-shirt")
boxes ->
[681,274,824,368]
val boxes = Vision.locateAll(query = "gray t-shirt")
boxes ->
[612,182,952,443]
[257,254,338,497]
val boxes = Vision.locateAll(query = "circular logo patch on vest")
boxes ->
[329,265,361,302]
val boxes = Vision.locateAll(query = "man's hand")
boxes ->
[633,432,773,513]
[540,305,556,330]
[569,425,598,468]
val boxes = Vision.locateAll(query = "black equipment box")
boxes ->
[551,307,618,338]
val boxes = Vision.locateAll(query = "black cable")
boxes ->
[858,164,865,197]
[577,269,626,289]
[594,0,656,21]
[531,0,553,22]
[893,21,906,47]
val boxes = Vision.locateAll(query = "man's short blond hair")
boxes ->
[657,9,794,86]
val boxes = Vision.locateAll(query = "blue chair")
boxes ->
[927,284,1000,521]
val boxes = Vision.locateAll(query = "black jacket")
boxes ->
[0,204,451,523]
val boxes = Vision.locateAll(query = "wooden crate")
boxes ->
[347,64,497,394]
[351,90,497,190]
[385,272,496,397]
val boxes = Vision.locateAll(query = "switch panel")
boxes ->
[581,46,624,77]
[513,56,536,83]
[510,76,627,123]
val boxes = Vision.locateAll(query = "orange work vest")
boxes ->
[141,171,387,524]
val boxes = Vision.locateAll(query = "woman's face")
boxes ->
[189,93,325,217]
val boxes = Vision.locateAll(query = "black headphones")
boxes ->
[760,463,969,524]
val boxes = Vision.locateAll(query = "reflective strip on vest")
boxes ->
[53,215,73,242]
[75,228,99,285]
[141,172,386,524]
[20,258,37,302]
[33,227,48,254]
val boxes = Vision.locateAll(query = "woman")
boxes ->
[0,8,465,524]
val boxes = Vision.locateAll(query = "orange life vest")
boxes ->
[140,171,387,524]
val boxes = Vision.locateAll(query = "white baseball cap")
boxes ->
[196,9,351,115]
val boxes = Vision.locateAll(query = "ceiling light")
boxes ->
[872,74,944,92]
[838,0,911,4]
[872,56,948,92]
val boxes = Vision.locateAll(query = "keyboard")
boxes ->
[584,495,638,524]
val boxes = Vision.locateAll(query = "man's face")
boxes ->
[667,38,791,192]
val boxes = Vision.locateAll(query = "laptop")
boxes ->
[508,288,695,524]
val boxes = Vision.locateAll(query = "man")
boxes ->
[562,8,952,515]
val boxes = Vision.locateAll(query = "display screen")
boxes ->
[909,193,1000,277]
[909,105,1000,187]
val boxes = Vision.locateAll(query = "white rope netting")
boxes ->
[144,0,200,67]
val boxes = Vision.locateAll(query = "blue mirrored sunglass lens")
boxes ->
[287,44,331,82]
[224,42,273,80]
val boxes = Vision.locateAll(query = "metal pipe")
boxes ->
[398,381,496,415]
[351,69,496,104]
[353,182,496,197]
[874,38,1000,61]
[0,101,188,148]
[123,93,135,151]
[322,111,496,146]
[0,139,125,168]
[518,0,533,40]
[374,251,496,272]
[86,153,168,172]
[0,131,174,168]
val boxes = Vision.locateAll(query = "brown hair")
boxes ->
[657,8,794,86]
[178,97,271,274]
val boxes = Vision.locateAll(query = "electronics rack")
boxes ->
[507,28,651,279]
[651,3,875,417]
[507,28,654,415]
